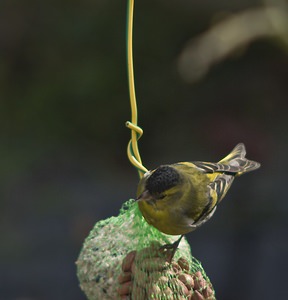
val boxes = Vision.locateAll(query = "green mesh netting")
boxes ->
[76,199,216,300]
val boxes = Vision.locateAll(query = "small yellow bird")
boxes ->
[136,143,260,255]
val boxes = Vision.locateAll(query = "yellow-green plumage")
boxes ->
[137,143,260,235]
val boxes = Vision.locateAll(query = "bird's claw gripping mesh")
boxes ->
[76,200,216,299]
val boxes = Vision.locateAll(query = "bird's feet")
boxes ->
[159,235,183,263]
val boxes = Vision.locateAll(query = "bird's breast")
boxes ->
[138,201,196,235]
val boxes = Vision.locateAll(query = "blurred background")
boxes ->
[0,0,287,299]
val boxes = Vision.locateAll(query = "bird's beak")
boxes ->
[136,190,153,202]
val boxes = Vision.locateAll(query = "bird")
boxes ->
[136,143,260,259]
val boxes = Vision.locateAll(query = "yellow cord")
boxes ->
[126,0,148,178]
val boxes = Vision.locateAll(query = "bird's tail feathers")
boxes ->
[219,143,246,163]
[232,158,260,176]
[219,143,260,176]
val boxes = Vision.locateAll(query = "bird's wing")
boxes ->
[193,174,234,225]
[193,159,260,175]
[208,175,234,203]
[192,161,244,174]
[189,206,217,229]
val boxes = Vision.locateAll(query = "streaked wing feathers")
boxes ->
[193,159,260,175]
[190,206,217,229]
[193,175,232,224]
[209,177,229,200]
[193,161,241,174]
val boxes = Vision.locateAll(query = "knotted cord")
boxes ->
[126,0,148,178]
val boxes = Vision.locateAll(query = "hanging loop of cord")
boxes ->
[126,0,148,178]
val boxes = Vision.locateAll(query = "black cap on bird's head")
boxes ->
[146,165,180,195]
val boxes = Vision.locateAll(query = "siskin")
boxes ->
[136,143,260,256]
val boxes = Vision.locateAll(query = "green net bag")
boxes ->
[76,199,216,299]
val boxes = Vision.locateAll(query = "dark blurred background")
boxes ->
[0,0,287,299]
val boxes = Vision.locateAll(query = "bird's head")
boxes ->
[136,165,182,204]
